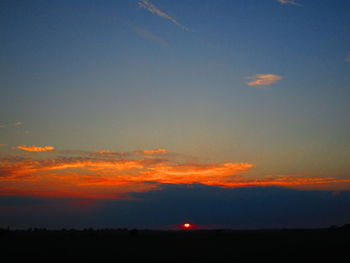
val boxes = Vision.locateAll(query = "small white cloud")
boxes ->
[277,0,302,6]
[246,74,283,87]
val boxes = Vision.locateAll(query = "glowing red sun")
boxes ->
[182,223,192,229]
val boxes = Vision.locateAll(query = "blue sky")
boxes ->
[0,0,350,228]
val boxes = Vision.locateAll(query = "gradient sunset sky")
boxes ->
[1,0,350,229]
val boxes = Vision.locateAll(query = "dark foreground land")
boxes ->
[1,227,349,262]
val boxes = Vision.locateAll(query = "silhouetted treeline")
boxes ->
[0,226,349,262]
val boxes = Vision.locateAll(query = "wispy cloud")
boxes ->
[131,24,168,47]
[16,145,55,152]
[13,121,23,127]
[277,0,302,6]
[134,148,168,155]
[90,150,124,157]
[138,0,188,30]
[246,73,283,87]
[0,121,23,128]
[345,52,350,62]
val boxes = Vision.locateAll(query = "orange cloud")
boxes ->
[218,176,350,189]
[137,162,253,185]
[0,153,252,199]
[247,74,283,86]
[135,148,168,155]
[1,149,350,199]
[16,145,55,152]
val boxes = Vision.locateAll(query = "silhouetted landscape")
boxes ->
[1,225,349,262]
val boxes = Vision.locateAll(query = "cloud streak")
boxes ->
[138,0,188,30]
[123,21,168,47]
[16,145,55,152]
[0,121,23,128]
[277,0,302,6]
[13,121,23,127]
[247,74,283,86]
[132,24,168,46]
[134,148,168,155]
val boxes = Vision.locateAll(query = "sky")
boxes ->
[1,0,350,229]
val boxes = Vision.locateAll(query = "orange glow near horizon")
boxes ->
[1,148,350,199]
